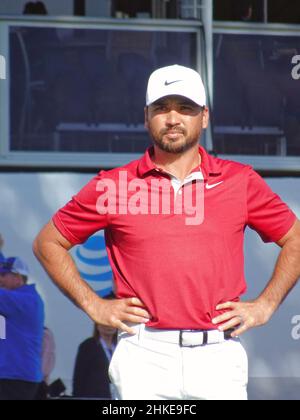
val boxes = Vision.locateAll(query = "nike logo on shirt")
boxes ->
[205,181,224,190]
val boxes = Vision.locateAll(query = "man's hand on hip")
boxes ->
[211,299,273,337]
[95,297,151,335]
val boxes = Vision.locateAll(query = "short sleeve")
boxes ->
[246,168,297,243]
[52,171,109,245]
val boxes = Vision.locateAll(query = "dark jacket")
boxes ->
[72,337,111,399]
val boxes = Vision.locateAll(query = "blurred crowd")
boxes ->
[0,233,117,400]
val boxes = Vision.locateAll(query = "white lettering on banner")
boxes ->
[0,54,6,80]
[0,315,6,339]
[291,315,300,340]
[291,55,300,80]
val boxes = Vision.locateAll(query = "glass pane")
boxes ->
[180,0,202,20]
[0,0,74,16]
[213,33,300,156]
[9,26,197,153]
[213,0,264,22]
[268,0,300,24]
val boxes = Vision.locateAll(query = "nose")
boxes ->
[165,109,180,127]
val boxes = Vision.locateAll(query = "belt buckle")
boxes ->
[179,330,208,347]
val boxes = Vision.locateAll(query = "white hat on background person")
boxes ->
[0,257,29,277]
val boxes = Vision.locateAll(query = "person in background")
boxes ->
[0,234,5,260]
[23,1,48,15]
[73,292,117,399]
[35,326,56,400]
[235,0,253,21]
[0,257,45,400]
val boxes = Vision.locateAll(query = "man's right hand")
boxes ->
[94,297,151,335]
[34,222,151,335]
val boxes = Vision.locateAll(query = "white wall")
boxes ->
[86,0,111,17]
[0,0,22,15]
[243,178,300,399]
[0,172,299,398]
[42,0,73,16]
[0,0,24,15]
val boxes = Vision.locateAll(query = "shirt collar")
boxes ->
[137,145,222,181]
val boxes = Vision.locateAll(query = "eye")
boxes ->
[154,104,167,112]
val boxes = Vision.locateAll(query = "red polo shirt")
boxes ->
[53,146,296,330]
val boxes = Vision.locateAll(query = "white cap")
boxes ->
[146,64,206,107]
[0,257,29,277]
[10,257,29,277]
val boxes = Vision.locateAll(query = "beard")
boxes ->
[149,125,200,154]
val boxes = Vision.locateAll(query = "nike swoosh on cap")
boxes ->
[164,79,183,86]
[205,181,224,190]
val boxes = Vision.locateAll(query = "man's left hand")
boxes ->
[212,299,274,337]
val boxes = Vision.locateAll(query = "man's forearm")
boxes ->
[33,221,151,335]
[213,237,300,336]
[33,237,101,320]
[257,238,300,314]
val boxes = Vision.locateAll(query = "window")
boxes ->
[180,0,202,20]
[0,0,74,16]
[112,0,152,18]
[213,31,300,157]
[268,0,300,24]
[213,0,264,22]
[0,17,203,168]
[0,0,111,18]
[111,0,179,19]
[214,0,300,24]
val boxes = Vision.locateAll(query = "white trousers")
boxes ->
[108,324,248,400]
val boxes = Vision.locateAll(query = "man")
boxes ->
[0,257,45,400]
[33,64,300,400]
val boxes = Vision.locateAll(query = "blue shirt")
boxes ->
[0,284,45,382]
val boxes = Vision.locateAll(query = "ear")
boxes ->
[202,107,210,129]
[144,106,149,130]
